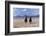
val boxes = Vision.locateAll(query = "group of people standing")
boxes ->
[24,16,32,24]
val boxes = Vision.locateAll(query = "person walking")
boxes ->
[29,17,32,24]
[24,16,27,23]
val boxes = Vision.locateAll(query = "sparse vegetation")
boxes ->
[13,17,39,28]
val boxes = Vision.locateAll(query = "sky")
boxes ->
[13,8,39,16]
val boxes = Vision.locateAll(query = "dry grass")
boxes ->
[13,18,39,28]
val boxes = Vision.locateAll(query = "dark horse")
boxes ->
[29,17,32,24]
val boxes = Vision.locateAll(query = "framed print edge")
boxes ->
[5,1,10,35]
[5,1,45,35]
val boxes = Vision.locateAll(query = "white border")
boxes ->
[10,4,42,32]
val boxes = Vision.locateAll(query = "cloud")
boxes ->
[13,8,39,16]
[22,8,27,11]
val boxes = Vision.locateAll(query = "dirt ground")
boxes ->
[13,17,39,28]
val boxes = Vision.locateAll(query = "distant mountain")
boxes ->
[13,15,39,19]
